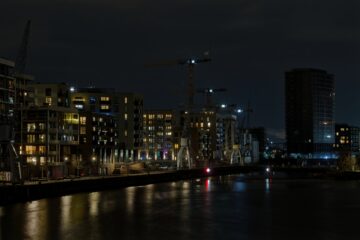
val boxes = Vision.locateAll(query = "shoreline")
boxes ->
[0,165,358,206]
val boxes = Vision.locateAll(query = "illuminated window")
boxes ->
[89,97,96,104]
[80,116,86,125]
[124,113,128,120]
[174,144,179,149]
[39,134,45,143]
[100,105,110,110]
[75,104,84,109]
[100,96,110,101]
[27,134,36,143]
[27,157,37,164]
[25,145,36,154]
[39,123,45,130]
[45,97,52,106]
[39,146,46,154]
[27,123,36,132]
[124,97,128,104]
[74,96,85,102]
[166,132,172,136]
[125,130,128,136]
[40,157,46,165]
[64,113,79,124]
[80,126,86,135]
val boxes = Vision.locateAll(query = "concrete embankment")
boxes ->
[0,165,352,206]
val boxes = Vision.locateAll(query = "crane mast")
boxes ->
[145,53,210,169]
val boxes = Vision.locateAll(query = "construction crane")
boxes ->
[145,52,211,169]
[238,101,254,164]
[196,88,226,109]
[14,20,31,76]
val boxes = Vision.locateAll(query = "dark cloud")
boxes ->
[1,0,360,138]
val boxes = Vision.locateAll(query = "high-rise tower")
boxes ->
[285,68,335,159]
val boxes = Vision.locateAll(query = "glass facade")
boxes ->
[285,69,335,159]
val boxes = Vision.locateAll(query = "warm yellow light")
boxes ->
[80,116,86,125]
[100,105,109,110]
[45,96,52,106]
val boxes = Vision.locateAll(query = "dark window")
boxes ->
[45,88,52,96]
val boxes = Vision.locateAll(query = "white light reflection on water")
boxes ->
[126,186,136,215]
[61,195,72,233]
[180,181,191,221]
[24,201,47,239]
[89,192,100,218]
[169,182,177,199]
[265,178,272,193]
[145,184,155,203]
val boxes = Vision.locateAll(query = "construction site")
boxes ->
[0,21,265,184]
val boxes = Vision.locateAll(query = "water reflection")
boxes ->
[24,200,48,239]
[89,192,100,218]
[124,186,135,217]
[205,179,211,192]
[2,177,360,240]
[265,178,272,192]
[233,181,246,192]
[61,195,72,233]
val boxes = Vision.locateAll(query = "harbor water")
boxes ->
[1,175,360,239]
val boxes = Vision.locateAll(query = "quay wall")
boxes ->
[0,166,345,205]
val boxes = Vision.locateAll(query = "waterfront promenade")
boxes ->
[0,165,354,206]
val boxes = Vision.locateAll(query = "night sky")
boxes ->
[1,0,360,140]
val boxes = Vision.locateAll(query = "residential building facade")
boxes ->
[143,110,174,161]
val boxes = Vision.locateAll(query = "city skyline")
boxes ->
[1,0,360,140]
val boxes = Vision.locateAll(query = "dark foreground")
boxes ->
[1,175,360,240]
